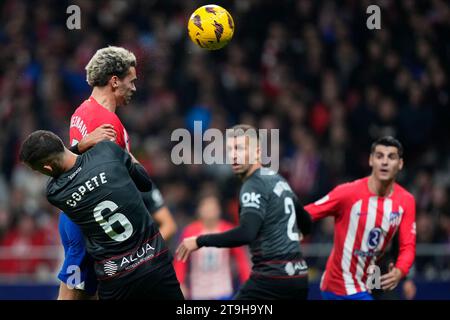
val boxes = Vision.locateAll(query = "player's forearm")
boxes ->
[395,244,415,277]
[197,213,262,248]
[153,207,177,240]
[57,283,96,300]
[197,228,252,247]
[295,203,312,236]
[396,208,416,277]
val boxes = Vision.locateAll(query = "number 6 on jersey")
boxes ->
[93,200,133,242]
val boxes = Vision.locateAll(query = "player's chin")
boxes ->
[377,172,395,181]
[231,167,242,174]
[231,166,246,176]
[123,96,133,105]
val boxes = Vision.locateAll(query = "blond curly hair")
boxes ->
[85,46,136,87]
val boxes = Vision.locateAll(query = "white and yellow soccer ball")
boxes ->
[188,4,234,50]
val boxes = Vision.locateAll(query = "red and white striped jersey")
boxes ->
[174,220,250,300]
[305,177,416,296]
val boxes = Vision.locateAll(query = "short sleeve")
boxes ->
[304,185,345,221]
[142,187,165,214]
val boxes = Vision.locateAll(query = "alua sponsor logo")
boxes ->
[119,243,155,268]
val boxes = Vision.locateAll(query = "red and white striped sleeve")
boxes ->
[395,195,416,276]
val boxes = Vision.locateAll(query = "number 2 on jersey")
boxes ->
[93,200,133,242]
[284,197,299,241]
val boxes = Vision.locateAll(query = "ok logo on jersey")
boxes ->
[241,192,261,209]
[367,228,382,250]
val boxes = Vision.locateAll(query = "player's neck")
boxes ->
[242,163,262,181]
[91,88,117,113]
[61,151,79,173]
[368,175,394,197]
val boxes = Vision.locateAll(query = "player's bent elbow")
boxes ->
[155,207,178,240]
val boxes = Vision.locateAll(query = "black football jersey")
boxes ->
[239,168,308,278]
[47,141,169,283]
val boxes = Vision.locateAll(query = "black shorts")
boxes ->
[98,263,184,300]
[235,275,308,300]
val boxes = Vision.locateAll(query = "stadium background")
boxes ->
[0,0,449,299]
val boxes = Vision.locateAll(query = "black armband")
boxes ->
[69,144,81,155]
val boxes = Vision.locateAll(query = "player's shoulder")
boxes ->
[92,140,120,153]
[73,98,121,122]
[85,140,122,162]
[242,167,281,190]
[394,182,415,202]
[333,177,367,195]
[72,98,95,115]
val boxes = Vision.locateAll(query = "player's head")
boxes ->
[86,46,137,106]
[19,130,67,177]
[226,124,261,178]
[369,136,404,182]
[197,194,221,225]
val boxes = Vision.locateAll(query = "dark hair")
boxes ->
[227,124,259,141]
[371,136,403,157]
[19,130,65,172]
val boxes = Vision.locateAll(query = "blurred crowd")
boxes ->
[0,0,449,282]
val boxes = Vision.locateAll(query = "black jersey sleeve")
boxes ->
[294,197,312,236]
[239,175,268,220]
[142,187,165,215]
[196,212,263,248]
[103,141,154,192]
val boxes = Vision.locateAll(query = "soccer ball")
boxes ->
[187,5,234,50]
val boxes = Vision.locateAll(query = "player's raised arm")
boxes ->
[304,185,345,221]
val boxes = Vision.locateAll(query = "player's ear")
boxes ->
[110,75,119,89]
[398,158,404,171]
[369,153,374,168]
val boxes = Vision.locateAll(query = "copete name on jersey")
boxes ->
[66,172,108,207]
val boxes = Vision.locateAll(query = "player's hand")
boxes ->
[180,284,189,299]
[78,124,117,152]
[402,279,416,300]
[380,262,403,291]
[176,237,199,262]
